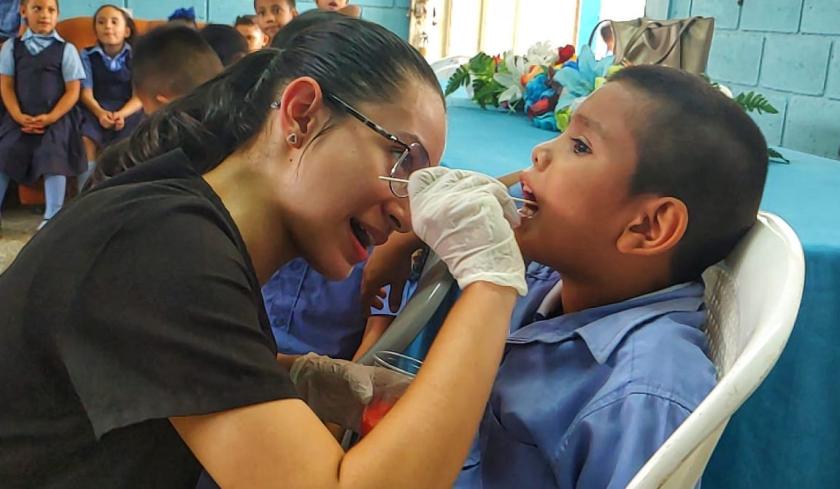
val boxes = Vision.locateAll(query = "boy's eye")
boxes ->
[571,137,591,155]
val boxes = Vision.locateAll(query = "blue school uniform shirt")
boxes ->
[0,0,20,39]
[80,43,131,89]
[455,263,717,489]
[262,258,368,359]
[0,29,85,81]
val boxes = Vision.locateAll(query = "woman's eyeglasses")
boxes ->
[324,93,430,198]
[269,93,430,197]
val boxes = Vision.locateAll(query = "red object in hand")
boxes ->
[360,398,397,436]
[557,44,575,64]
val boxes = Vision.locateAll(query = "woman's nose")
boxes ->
[387,199,411,234]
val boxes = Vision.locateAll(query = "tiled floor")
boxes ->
[0,208,40,272]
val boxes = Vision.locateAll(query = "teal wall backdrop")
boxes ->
[664,0,840,159]
[59,0,410,40]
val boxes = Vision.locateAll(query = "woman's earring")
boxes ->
[286,133,298,145]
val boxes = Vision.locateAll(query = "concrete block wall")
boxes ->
[61,1,410,40]
[666,0,840,159]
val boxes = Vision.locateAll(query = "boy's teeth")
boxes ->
[518,206,536,219]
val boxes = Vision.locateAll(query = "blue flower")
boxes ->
[553,45,613,114]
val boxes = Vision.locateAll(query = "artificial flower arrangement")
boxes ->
[445,42,615,132]
[445,41,787,162]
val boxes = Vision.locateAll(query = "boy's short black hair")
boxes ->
[609,65,768,283]
[200,24,248,66]
[132,25,223,98]
[234,14,257,27]
[254,0,296,10]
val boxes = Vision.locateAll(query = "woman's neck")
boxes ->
[203,149,299,284]
[100,41,125,57]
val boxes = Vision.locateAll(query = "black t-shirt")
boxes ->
[0,150,298,488]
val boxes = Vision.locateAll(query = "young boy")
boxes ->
[130,25,222,114]
[234,14,268,52]
[199,24,248,66]
[454,65,768,488]
[254,0,296,42]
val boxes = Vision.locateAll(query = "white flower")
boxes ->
[526,41,558,67]
[717,84,734,98]
[494,51,527,107]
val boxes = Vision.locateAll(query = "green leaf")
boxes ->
[445,64,470,96]
[472,78,504,109]
[735,91,779,115]
[768,147,790,164]
[468,52,496,78]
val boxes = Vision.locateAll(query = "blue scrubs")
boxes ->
[456,262,717,489]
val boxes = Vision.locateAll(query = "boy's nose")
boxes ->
[532,146,551,171]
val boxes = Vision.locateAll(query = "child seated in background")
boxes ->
[78,4,143,190]
[86,25,222,188]
[0,0,21,45]
[315,0,361,18]
[452,65,767,489]
[254,0,296,42]
[0,0,86,230]
[200,24,248,66]
[234,14,268,52]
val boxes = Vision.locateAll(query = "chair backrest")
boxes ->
[431,55,471,86]
[627,211,805,489]
[55,17,179,50]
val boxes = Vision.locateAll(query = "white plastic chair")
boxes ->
[430,55,471,85]
[627,211,805,488]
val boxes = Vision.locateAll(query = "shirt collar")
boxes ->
[508,269,706,364]
[22,28,64,43]
[90,42,132,59]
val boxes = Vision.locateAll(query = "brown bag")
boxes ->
[592,17,715,75]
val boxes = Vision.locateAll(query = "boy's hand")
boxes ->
[361,240,417,313]
[113,113,125,131]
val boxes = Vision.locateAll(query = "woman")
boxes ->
[0,12,526,489]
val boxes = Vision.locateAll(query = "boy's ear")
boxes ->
[616,196,688,257]
[154,93,172,107]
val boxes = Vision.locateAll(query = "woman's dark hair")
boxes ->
[92,4,137,45]
[200,24,249,66]
[102,10,443,177]
[608,65,768,283]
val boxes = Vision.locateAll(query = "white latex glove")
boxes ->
[408,167,527,296]
[290,353,410,432]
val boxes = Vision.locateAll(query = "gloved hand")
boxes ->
[408,167,527,296]
[290,353,411,432]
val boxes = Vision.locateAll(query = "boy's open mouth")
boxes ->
[519,181,539,219]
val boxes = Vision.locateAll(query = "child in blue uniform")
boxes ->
[0,0,85,229]
[452,66,769,489]
[78,4,142,190]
